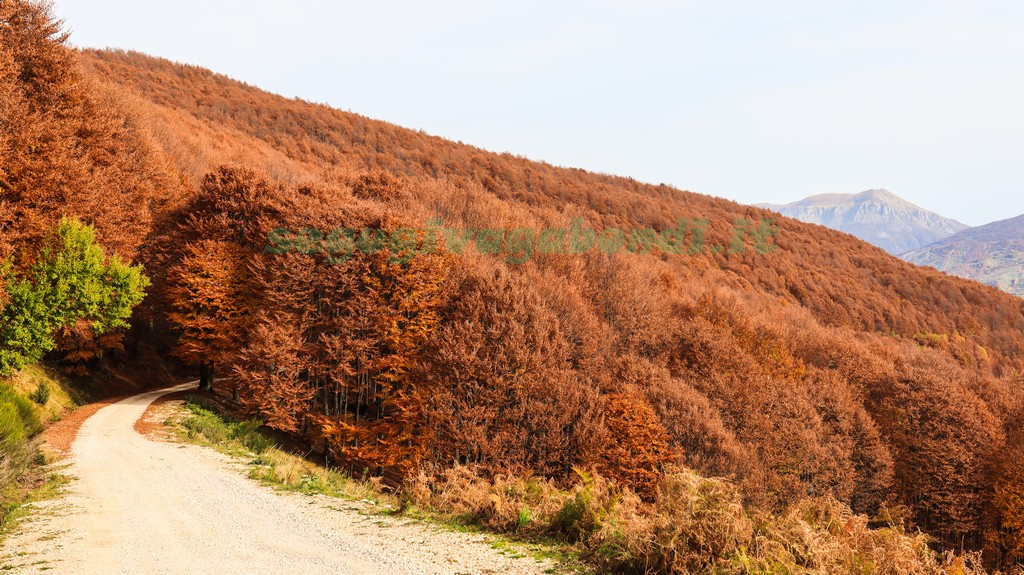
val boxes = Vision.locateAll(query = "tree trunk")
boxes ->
[199,362,214,392]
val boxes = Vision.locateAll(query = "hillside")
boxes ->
[903,214,1024,297]
[758,189,968,254]
[4,3,1024,570]
[80,51,1024,358]
[79,48,1024,551]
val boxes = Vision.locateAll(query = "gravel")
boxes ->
[1,383,557,574]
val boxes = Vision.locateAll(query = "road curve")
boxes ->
[1,383,552,575]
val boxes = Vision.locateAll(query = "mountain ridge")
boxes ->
[758,189,968,254]
[902,213,1024,297]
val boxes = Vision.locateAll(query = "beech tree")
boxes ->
[414,261,604,479]
[873,366,1003,544]
[159,166,300,391]
[0,218,149,375]
[167,239,248,391]
[596,391,677,499]
[232,312,310,432]
[992,443,1024,567]
[0,0,173,260]
[308,245,449,476]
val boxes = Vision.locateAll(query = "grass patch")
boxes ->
[0,464,70,541]
[174,397,380,503]
[6,365,81,424]
[176,397,273,457]
[1,365,78,540]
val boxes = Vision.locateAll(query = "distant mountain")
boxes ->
[902,214,1024,297]
[758,189,968,254]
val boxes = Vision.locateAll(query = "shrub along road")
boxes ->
[0,383,553,574]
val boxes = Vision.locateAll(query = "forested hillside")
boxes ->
[4,1,1024,571]
[1,0,153,529]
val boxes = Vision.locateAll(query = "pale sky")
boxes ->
[55,0,1024,226]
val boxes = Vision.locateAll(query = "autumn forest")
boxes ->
[3,1,1024,573]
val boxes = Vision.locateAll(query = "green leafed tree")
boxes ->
[0,265,50,374]
[0,218,149,375]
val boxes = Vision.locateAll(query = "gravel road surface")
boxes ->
[0,383,555,574]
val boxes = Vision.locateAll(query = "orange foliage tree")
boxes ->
[304,248,449,477]
[167,239,248,391]
[0,0,175,261]
[232,312,310,432]
[596,392,678,500]
[414,262,605,480]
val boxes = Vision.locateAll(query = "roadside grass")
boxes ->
[6,365,82,424]
[0,461,71,543]
[171,400,997,575]
[169,397,586,574]
[173,397,383,503]
[1,366,78,540]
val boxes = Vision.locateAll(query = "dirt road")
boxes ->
[0,383,555,574]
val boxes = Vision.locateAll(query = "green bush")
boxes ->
[517,507,533,531]
[553,487,594,542]
[550,470,620,543]
[29,381,49,406]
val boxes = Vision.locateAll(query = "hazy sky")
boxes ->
[55,1,1024,226]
